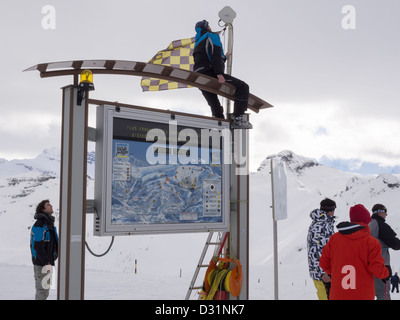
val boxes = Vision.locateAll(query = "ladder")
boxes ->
[185,231,228,300]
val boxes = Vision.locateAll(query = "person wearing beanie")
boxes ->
[349,204,372,225]
[307,198,336,300]
[369,204,400,300]
[319,204,389,300]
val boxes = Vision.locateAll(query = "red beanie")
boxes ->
[349,204,371,224]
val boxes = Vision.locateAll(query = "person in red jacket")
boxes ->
[319,204,389,300]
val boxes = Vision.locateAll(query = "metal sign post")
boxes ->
[270,158,288,300]
[229,127,250,300]
[272,218,279,300]
[57,85,88,300]
[218,6,250,300]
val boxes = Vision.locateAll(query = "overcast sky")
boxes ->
[1,0,399,172]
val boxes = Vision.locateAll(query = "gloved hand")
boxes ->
[382,265,392,283]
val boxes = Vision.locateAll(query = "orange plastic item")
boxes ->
[216,256,243,297]
[202,255,243,299]
[229,258,243,297]
[204,259,217,293]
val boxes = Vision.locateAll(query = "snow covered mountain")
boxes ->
[0,148,399,299]
[0,147,60,178]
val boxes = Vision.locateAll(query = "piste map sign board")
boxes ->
[94,105,230,236]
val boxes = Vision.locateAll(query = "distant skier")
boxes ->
[307,198,336,300]
[370,203,400,300]
[391,272,399,293]
[319,204,389,300]
[30,200,58,300]
[193,20,252,129]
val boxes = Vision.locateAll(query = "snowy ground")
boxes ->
[0,264,315,300]
[2,263,398,300]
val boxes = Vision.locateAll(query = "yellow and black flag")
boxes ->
[141,37,195,91]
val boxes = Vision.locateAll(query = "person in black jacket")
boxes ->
[30,199,58,300]
[193,20,252,129]
[370,203,400,300]
[391,272,399,293]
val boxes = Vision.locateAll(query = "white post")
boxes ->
[58,85,88,300]
[273,219,279,300]
[270,159,279,300]
[270,159,288,300]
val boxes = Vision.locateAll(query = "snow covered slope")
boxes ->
[0,148,399,299]
[250,150,400,299]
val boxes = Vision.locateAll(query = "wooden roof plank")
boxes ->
[24,59,274,112]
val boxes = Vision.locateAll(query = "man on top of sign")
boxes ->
[193,20,252,129]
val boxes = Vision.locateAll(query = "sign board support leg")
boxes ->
[229,126,249,299]
[57,85,88,300]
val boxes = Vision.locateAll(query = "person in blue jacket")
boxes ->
[193,20,252,129]
[30,199,58,300]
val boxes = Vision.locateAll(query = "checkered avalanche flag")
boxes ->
[140,37,195,91]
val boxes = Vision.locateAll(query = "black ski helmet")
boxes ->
[195,20,209,31]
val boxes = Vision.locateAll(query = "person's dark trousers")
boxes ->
[224,74,249,117]
[198,71,249,118]
[323,281,331,300]
[200,89,225,118]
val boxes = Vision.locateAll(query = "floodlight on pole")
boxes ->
[218,6,237,24]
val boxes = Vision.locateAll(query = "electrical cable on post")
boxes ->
[218,17,233,260]
[225,22,234,117]
[219,20,232,260]
[85,236,115,257]
[85,207,115,257]
[218,17,234,117]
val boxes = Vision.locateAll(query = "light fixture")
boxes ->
[218,6,236,25]
[77,69,95,105]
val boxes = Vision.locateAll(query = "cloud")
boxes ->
[2,0,400,174]
[0,112,60,160]
[250,100,400,171]
[319,156,400,175]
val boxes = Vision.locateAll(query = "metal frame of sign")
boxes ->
[94,104,230,236]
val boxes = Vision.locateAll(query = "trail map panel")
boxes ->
[94,105,230,236]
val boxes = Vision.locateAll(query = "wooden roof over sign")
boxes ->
[25,60,273,113]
